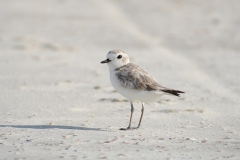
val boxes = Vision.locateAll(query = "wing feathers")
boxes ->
[115,63,184,97]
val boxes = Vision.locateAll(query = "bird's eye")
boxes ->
[117,55,122,59]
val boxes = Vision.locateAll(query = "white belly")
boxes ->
[110,72,163,102]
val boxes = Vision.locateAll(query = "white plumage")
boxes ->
[101,49,184,130]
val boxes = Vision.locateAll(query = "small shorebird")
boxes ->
[101,50,184,130]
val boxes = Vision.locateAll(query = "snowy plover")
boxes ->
[101,50,184,130]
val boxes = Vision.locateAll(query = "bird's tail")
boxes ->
[161,89,185,97]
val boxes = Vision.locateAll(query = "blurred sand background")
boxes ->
[0,0,240,159]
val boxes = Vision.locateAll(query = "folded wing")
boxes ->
[115,63,184,96]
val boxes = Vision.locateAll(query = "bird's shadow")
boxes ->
[0,125,107,131]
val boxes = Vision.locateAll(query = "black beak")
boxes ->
[101,59,111,64]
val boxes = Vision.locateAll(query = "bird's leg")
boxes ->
[120,101,134,130]
[136,102,144,129]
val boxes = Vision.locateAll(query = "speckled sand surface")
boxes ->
[0,0,240,159]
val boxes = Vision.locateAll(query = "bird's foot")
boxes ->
[119,126,139,130]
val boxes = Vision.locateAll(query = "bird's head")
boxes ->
[101,50,130,70]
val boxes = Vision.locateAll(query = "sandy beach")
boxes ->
[0,0,240,159]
